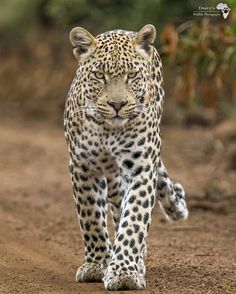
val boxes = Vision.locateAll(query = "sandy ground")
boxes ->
[0,119,235,294]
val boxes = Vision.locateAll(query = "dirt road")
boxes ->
[0,119,235,293]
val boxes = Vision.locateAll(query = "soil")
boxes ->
[0,118,235,294]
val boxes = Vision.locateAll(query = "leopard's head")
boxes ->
[70,25,157,127]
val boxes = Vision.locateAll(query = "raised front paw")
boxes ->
[76,261,106,282]
[103,264,146,290]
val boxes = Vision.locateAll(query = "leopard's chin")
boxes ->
[105,117,128,127]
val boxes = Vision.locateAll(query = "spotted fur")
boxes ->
[64,24,188,291]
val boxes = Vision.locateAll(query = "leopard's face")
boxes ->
[86,39,152,126]
[70,25,156,127]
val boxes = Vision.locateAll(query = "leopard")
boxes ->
[64,24,188,291]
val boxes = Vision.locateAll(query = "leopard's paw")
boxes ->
[76,262,105,282]
[103,265,146,290]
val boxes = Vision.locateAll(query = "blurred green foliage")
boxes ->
[161,17,236,114]
[0,0,222,33]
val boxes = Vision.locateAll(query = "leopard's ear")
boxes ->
[69,27,97,60]
[134,24,156,59]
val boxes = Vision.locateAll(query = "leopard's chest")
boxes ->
[68,113,160,177]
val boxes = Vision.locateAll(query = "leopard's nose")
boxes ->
[107,101,128,112]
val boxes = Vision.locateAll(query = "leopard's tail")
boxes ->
[156,159,189,221]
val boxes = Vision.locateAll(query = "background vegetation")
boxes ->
[0,0,235,124]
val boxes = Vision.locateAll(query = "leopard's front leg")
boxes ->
[104,158,157,290]
[70,162,112,282]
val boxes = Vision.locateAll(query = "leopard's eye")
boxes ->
[94,71,105,80]
[127,71,138,79]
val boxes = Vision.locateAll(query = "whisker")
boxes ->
[68,105,98,119]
